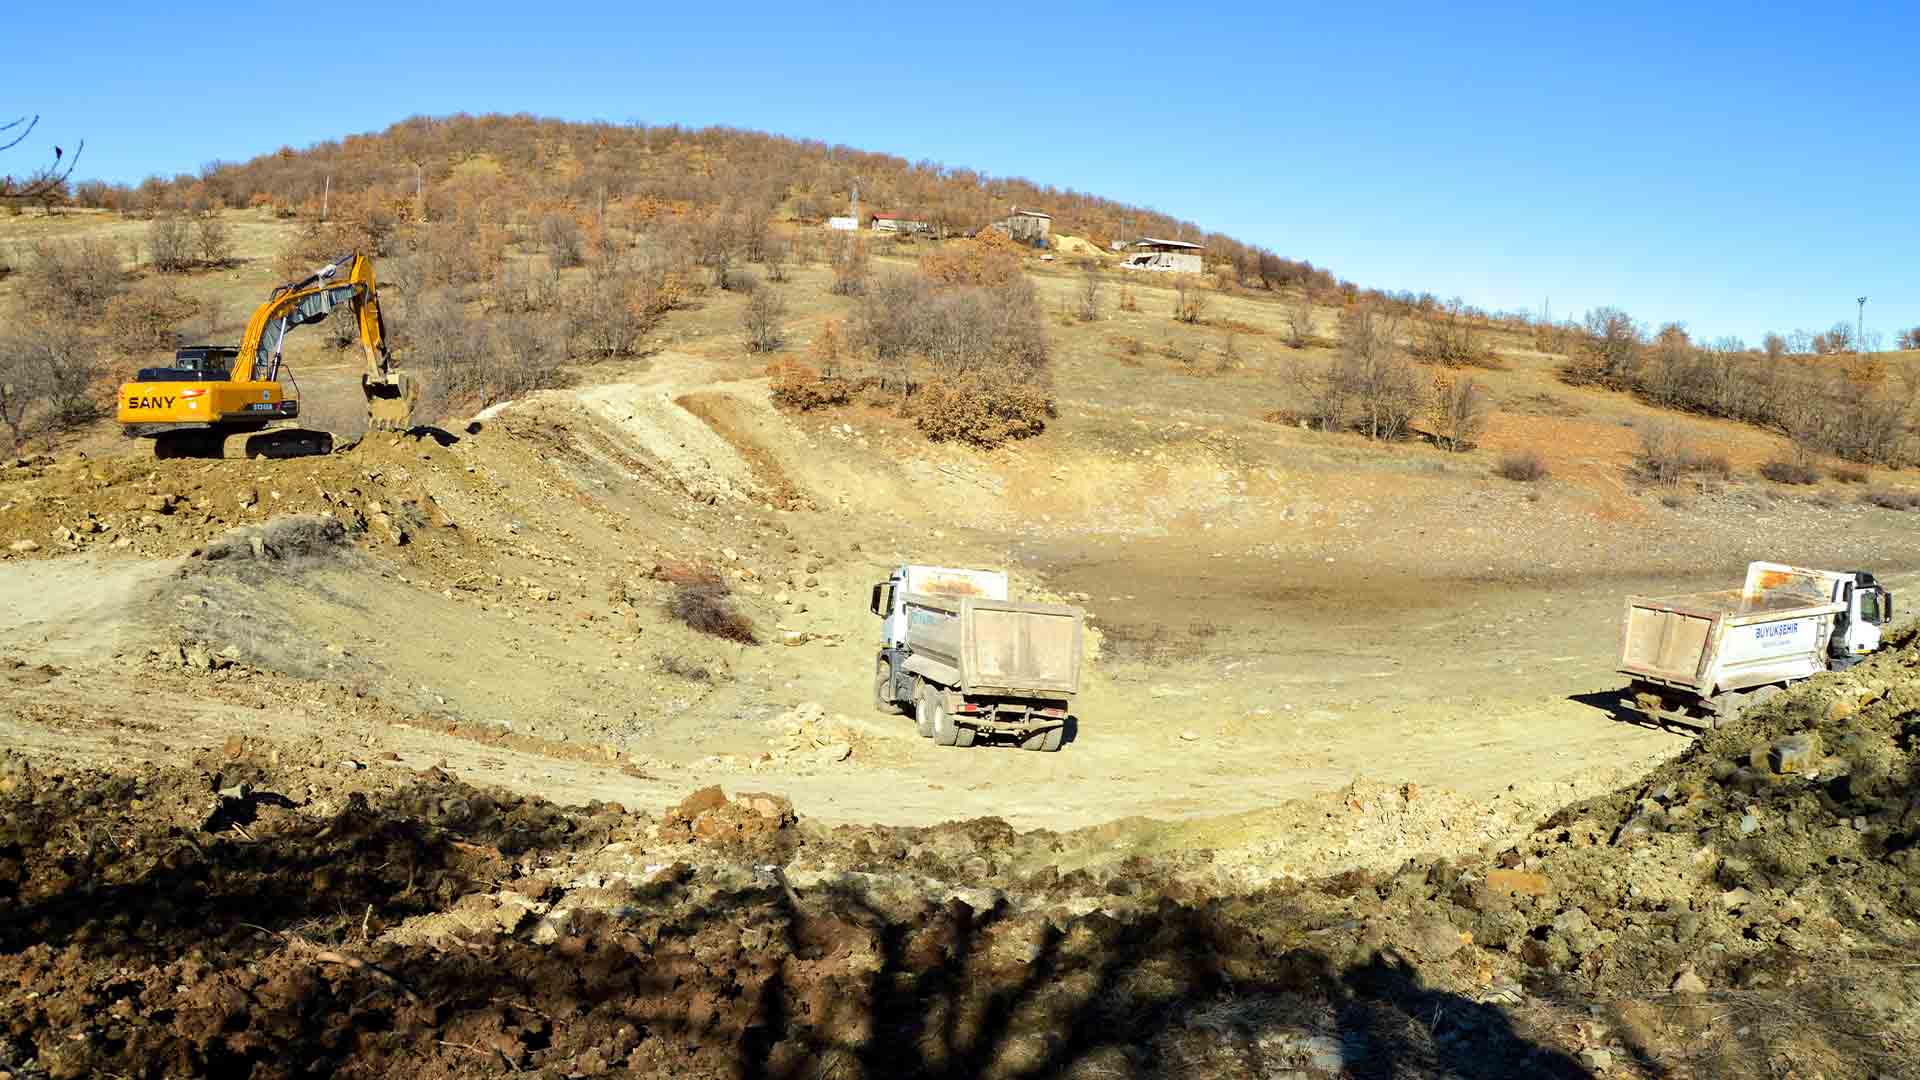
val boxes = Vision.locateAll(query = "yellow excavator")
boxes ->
[117,252,418,459]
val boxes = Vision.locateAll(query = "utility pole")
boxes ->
[1857,296,1868,356]
[321,175,330,222]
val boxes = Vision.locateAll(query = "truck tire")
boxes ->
[1021,726,1064,752]
[874,658,897,714]
[914,682,936,738]
[931,696,960,747]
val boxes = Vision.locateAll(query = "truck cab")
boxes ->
[870,565,1010,647]
[1829,570,1895,667]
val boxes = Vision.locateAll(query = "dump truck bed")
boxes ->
[1620,563,1847,696]
[900,592,1083,697]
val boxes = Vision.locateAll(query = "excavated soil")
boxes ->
[4,627,1920,1078]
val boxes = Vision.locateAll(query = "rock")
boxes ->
[1300,1034,1343,1072]
[7,540,38,553]
[1407,915,1465,959]
[531,907,573,946]
[1738,814,1759,835]
[817,742,853,763]
[1178,730,1199,741]
[1486,869,1551,896]
[1720,887,1756,910]
[671,785,729,820]
[738,792,795,822]
[1769,733,1821,774]
[1579,1047,1614,1072]
[1672,968,1708,994]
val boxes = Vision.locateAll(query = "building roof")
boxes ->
[1134,237,1204,250]
[872,213,927,222]
[1009,207,1052,218]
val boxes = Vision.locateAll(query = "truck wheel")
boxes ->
[1022,727,1064,752]
[914,683,936,739]
[931,697,960,747]
[874,658,897,714]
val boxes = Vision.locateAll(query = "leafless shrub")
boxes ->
[1217,332,1240,373]
[19,238,126,317]
[1410,298,1499,368]
[1284,291,1315,348]
[401,292,569,420]
[539,213,585,269]
[1077,270,1101,322]
[1332,304,1422,440]
[1862,488,1920,511]
[1172,275,1207,324]
[1760,459,1821,485]
[103,279,203,356]
[1832,463,1870,484]
[742,287,786,353]
[1563,307,1643,387]
[828,234,869,296]
[1495,450,1550,482]
[566,257,673,359]
[195,213,232,267]
[0,320,104,438]
[1118,283,1137,312]
[668,573,757,644]
[764,239,790,283]
[1427,372,1491,451]
[147,212,194,272]
[1633,421,1697,485]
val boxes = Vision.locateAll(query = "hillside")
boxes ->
[2,136,1920,1075]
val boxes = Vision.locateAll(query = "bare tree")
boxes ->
[1076,270,1101,322]
[1284,290,1315,348]
[1427,372,1491,451]
[0,116,82,201]
[742,287,787,353]
[1172,275,1207,324]
[1336,304,1421,440]
[539,213,585,269]
[147,213,194,272]
[195,213,232,267]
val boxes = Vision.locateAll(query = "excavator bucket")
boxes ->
[365,372,418,432]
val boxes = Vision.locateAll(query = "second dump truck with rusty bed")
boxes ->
[1619,560,1893,729]
[870,564,1085,751]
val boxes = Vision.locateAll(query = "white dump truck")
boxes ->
[869,564,1085,751]
[1619,561,1894,729]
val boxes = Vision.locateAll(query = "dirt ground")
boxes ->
[6,213,1920,1076]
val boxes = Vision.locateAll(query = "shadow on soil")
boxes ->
[0,773,1596,1078]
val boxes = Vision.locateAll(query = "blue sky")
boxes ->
[11,1,1917,342]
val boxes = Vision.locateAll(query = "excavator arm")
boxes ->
[242,252,418,431]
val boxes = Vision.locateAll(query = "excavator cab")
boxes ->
[137,346,238,383]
